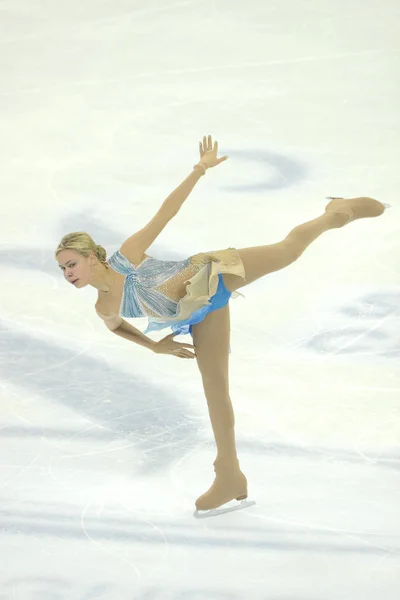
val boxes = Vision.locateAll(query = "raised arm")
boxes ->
[120,168,203,262]
[120,135,228,260]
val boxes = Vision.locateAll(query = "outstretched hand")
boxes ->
[154,333,197,359]
[197,135,228,171]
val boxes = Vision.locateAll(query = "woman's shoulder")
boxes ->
[95,302,123,330]
[95,298,114,319]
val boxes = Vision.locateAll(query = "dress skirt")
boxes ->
[143,247,246,347]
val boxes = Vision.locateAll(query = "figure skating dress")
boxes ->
[107,247,246,338]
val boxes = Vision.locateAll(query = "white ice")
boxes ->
[0,1,399,599]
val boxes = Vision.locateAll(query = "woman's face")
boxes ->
[57,249,92,288]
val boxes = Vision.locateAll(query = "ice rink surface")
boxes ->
[0,1,399,598]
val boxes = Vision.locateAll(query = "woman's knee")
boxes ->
[195,345,230,395]
[200,366,229,389]
[281,237,304,261]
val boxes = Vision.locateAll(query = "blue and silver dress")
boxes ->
[107,247,246,339]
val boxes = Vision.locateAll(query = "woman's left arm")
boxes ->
[120,136,228,259]
[120,168,204,260]
[158,167,204,219]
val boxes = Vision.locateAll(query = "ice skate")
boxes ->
[193,460,255,518]
[325,196,391,227]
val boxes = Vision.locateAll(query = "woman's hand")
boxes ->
[153,333,197,359]
[195,135,228,172]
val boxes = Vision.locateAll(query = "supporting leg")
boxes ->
[191,304,247,510]
[192,303,235,463]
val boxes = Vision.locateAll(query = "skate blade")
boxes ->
[193,499,256,519]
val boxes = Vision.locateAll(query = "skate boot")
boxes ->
[194,458,254,517]
[325,196,391,227]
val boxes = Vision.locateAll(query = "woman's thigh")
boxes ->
[222,242,299,293]
[191,303,231,387]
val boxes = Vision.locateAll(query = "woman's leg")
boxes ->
[191,303,247,510]
[223,197,386,293]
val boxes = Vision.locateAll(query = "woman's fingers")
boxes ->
[175,351,195,359]
[203,135,213,152]
[200,135,220,156]
[198,136,228,169]
[203,135,207,153]
[171,342,196,359]
[179,350,196,358]
[181,346,196,358]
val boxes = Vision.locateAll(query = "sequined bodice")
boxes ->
[107,250,202,319]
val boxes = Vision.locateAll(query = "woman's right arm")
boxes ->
[111,319,158,352]
[96,313,195,358]
[96,311,157,352]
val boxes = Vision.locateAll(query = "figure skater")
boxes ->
[55,135,390,517]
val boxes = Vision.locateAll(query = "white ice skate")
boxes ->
[193,499,256,519]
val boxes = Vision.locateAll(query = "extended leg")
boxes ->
[223,196,387,293]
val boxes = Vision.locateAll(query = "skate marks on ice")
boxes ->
[0,497,393,554]
[0,579,114,600]
[0,577,305,600]
[0,579,109,600]
[290,290,400,359]
[0,323,199,473]
[217,150,306,193]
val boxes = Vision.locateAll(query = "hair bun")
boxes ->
[96,244,107,263]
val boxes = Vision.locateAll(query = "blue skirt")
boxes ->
[144,273,233,351]
[171,273,232,337]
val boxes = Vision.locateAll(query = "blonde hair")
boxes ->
[54,232,107,264]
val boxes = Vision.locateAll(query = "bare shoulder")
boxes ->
[94,300,110,318]
[95,303,123,331]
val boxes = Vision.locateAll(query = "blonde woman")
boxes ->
[55,135,390,516]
